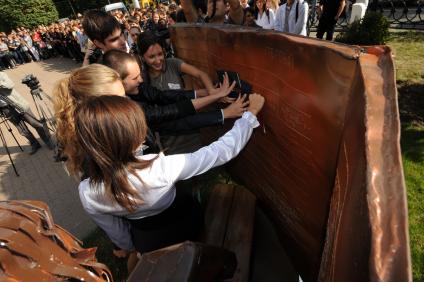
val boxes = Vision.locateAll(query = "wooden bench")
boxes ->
[203,183,256,282]
[127,183,256,282]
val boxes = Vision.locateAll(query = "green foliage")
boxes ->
[336,11,390,45]
[0,0,59,31]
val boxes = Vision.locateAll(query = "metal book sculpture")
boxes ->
[0,200,113,282]
[170,24,411,282]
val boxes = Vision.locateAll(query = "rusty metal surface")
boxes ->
[170,24,410,282]
[0,200,112,282]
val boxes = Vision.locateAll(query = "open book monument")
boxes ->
[169,24,411,282]
[0,25,411,282]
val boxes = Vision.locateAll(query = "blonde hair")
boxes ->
[54,64,121,176]
[266,0,279,11]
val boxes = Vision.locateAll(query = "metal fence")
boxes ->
[306,0,423,31]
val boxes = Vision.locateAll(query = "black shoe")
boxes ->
[29,143,41,155]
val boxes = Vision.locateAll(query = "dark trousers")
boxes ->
[317,14,337,41]
[21,50,33,63]
[129,190,204,254]
[10,50,24,64]
[0,106,52,148]
[0,53,16,69]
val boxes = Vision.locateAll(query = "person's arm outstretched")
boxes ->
[180,62,215,94]
[152,95,250,134]
[161,94,265,182]
[191,72,236,110]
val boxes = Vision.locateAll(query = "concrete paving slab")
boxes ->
[0,58,96,239]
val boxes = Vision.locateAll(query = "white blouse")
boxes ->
[78,111,260,250]
[255,9,276,29]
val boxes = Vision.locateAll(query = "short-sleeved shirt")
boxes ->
[150,58,184,91]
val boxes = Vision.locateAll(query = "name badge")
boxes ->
[168,83,181,90]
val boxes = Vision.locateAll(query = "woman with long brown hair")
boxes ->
[75,94,265,255]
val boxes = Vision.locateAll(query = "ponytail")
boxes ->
[54,77,83,176]
[53,64,122,177]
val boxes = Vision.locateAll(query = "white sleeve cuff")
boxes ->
[242,111,260,128]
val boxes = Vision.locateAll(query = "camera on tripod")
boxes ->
[21,74,41,91]
[20,74,56,134]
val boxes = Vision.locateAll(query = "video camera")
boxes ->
[21,74,41,91]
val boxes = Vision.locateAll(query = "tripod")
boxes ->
[0,109,24,176]
[30,88,56,133]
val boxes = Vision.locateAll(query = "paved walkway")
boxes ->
[0,58,96,238]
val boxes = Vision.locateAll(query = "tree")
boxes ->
[0,0,59,31]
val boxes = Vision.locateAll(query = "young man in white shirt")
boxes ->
[274,0,309,36]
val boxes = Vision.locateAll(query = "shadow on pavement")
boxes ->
[38,57,80,74]
[0,139,95,238]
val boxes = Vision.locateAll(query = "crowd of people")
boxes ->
[0,21,86,70]
[0,0,347,71]
[0,0,347,276]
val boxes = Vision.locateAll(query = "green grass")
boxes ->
[387,31,424,84]
[388,31,424,282]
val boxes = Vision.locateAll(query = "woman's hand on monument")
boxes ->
[216,72,236,98]
[248,94,265,116]
[223,94,249,119]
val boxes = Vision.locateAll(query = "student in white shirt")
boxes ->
[76,94,264,257]
[255,0,275,29]
[274,0,309,36]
